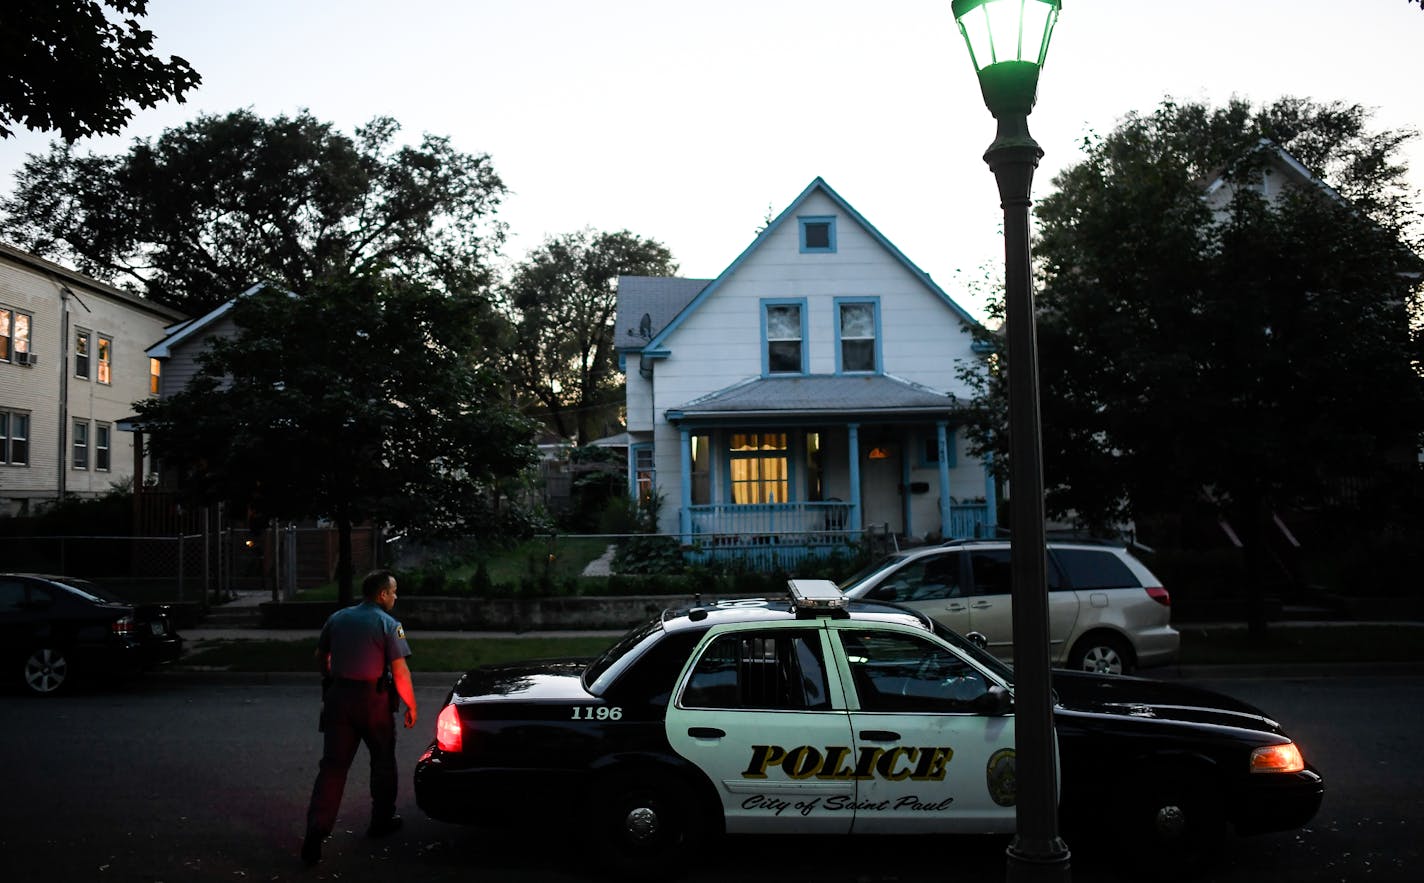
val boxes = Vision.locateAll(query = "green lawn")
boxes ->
[180,635,619,673]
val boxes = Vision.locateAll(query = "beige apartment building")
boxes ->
[0,243,187,515]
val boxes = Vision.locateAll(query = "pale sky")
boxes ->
[2,0,1420,320]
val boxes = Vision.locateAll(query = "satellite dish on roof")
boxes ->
[638,313,653,339]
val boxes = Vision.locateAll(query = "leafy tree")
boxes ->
[0,0,200,140]
[960,97,1424,631]
[133,272,540,603]
[0,110,506,318]
[502,229,677,441]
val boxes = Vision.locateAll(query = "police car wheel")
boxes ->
[589,771,697,873]
[1134,769,1226,854]
[22,646,71,696]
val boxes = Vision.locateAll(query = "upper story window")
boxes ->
[762,300,806,375]
[798,216,837,254]
[836,298,880,373]
[1,410,30,465]
[149,358,162,394]
[97,334,112,384]
[75,329,91,378]
[632,444,655,502]
[1,306,33,363]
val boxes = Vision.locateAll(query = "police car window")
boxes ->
[1053,548,1140,590]
[969,549,1063,595]
[603,631,700,709]
[680,631,830,711]
[583,617,663,689]
[839,630,988,713]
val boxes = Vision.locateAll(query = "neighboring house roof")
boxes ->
[585,431,631,448]
[614,276,711,352]
[0,241,188,323]
[667,374,959,422]
[146,282,265,358]
[635,177,981,357]
[1201,138,1346,203]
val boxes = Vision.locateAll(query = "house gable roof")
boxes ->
[1202,139,1346,204]
[614,276,711,353]
[640,177,981,355]
[146,283,265,358]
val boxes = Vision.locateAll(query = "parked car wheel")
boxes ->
[1067,633,1133,675]
[22,646,71,696]
[1136,768,1228,855]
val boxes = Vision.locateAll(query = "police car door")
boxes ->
[830,623,1018,834]
[666,624,855,834]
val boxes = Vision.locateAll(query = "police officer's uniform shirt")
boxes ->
[320,600,412,680]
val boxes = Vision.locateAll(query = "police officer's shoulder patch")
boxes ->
[396,624,406,640]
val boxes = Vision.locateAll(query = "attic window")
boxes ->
[799,216,837,254]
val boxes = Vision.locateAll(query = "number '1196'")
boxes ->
[571,706,623,721]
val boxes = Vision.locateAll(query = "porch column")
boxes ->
[679,428,692,544]
[847,423,862,541]
[937,421,952,539]
[984,450,999,537]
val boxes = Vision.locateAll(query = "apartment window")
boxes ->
[2,306,33,362]
[922,430,957,467]
[96,423,111,471]
[836,298,880,373]
[1,411,30,465]
[763,301,805,375]
[730,432,788,504]
[75,329,91,378]
[72,420,89,469]
[149,357,161,394]
[97,334,112,384]
[798,215,837,254]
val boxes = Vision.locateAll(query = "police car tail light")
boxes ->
[111,616,134,636]
[1250,742,1304,774]
[1145,587,1171,607]
[436,704,463,753]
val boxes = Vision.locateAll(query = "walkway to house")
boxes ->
[581,544,617,577]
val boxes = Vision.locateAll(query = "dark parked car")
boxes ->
[415,580,1322,873]
[0,573,184,696]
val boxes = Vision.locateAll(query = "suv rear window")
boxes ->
[1053,548,1141,590]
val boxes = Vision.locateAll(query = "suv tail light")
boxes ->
[436,704,463,753]
[111,615,134,636]
[1145,587,1171,607]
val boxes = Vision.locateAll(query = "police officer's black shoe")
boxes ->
[301,830,323,865]
[366,814,403,838]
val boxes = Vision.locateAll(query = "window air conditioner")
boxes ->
[15,351,35,366]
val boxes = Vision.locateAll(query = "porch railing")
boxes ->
[681,501,990,569]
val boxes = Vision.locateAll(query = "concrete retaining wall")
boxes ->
[259,593,748,631]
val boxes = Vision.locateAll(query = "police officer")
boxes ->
[302,569,417,865]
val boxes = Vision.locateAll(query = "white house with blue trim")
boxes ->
[616,178,996,566]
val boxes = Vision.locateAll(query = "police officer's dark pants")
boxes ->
[306,680,396,837]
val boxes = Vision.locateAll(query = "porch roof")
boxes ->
[667,373,960,423]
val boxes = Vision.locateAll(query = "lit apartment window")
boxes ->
[632,445,655,501]
[149,357,161,394]
[75,329,91,378]
[2,306,33,363]
[96,423,111,471]
[1,411,31,465]
[97,335,112,384]
[72,420,89,469]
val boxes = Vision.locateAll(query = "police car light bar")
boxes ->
[787,579,847,611]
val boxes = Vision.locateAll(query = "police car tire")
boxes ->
[1134,767,1227,855]
[587,769,700,875]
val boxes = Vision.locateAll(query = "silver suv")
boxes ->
[839,540,1179,674]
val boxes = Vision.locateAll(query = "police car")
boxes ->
[414,581,1322,870]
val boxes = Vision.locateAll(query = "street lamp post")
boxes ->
[949,2,1070,881]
